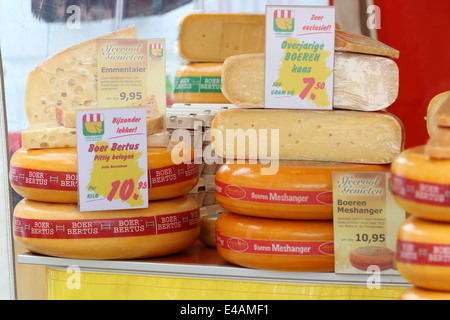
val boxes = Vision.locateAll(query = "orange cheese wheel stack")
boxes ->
[215,160,390,220]
[13,196,200,260]
[215,211,334,272]
[10,143,199,203]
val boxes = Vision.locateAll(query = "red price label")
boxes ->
[299,77,326,101]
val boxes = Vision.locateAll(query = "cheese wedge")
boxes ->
[211,108,404,164]
[427,92,450,136]
[335,30,399,59]
[433,94,450,127]
[425,127,450,159]
[22,120,77,149]
[221,52,399,111]
[178,13,399,62]
[25,26,137,124]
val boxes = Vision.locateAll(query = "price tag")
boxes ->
[265,5,335,110]
[76,107,149,212]
[97,39,166,131]
[332,171,405,275]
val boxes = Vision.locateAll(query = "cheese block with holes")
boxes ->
[25,26,137,125]
[211,108,404,164]
[215,160,389,220]
[391,146,450,221]
[173,63,230,104]
[221,52,399,111]
[13,196,200,260]
[215,212,334,271]
[397,216,450,292]
[9,143,199,203]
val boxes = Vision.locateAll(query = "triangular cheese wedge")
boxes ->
[425,127,450,159]
[25,26,137,124]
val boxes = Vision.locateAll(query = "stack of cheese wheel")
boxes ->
[10,27,202,260]
[392,92,450,299]
[177,13,406,272]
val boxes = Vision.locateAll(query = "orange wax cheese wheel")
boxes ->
[349,246,394,271]
[10,144,199,203]
[173,63,230,104]
[399,287,450,300]
[13,196,200,260]
[391,146,450,222]
[215,160,389,220]
[215,212,334,272]
[397,216,450,292]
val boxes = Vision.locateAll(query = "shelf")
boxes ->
[17,241,409,288]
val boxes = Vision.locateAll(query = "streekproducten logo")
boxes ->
[82,113,105,137]
[149,43,164,61]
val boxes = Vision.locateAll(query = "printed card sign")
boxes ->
[332,171,405,275]
[76,107,149,212]
[97,39,166,132]
[265,6,335,110]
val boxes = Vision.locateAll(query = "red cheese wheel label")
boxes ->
[397,240,450,267]
[216,231,334,256]
[391,174,450,206]
[13,209,200,240]
[9,166,78,191]
[215,179,333,205]
[149,163,198,188]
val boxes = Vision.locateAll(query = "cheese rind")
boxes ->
[173,63,230,104]
[211,108,404,164]
[13,196,200,260]
[178,13,266,62]
[335,29,400,59]
[397,216,450,292]
[215,211,334,272]
[215,160,389,220]
[25,26,137,124]
[221,52,399,111]
[391,146,450,221]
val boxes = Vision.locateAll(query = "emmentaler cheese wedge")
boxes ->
[221,52,399,111]
[211,108,404,164]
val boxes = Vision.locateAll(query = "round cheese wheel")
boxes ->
[399,286,450,300]
[215,212,334,272]
[13,196,200,260]
[173,63,230,104]
[397,216,450,292]
[391,146,450,222]
[349,246,394,271]
[199,213,220,247]
[215,160,389,220]
[10,144,199,203]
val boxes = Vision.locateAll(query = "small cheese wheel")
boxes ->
[215,212,334,272]
[399,287,450,300]
[199,213,220,247]
[391,146,450,221]
[10,143,199,203]
[173,63,230,104]
[13,196,200,260]
[349,246,394,271]
[215,160,389,220]
[397,216,450,292]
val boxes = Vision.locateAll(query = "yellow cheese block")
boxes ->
[397,216,450,292]
[211,108,404,164]
[22,120,77,149]
[25,26,137,124]
[427,91,450,136]
[173,63,230,104]
[391,146,450,221]
[221,52,399,111]
[178,13,399,62]
[178,13,266,62]
[13,196,200,260]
